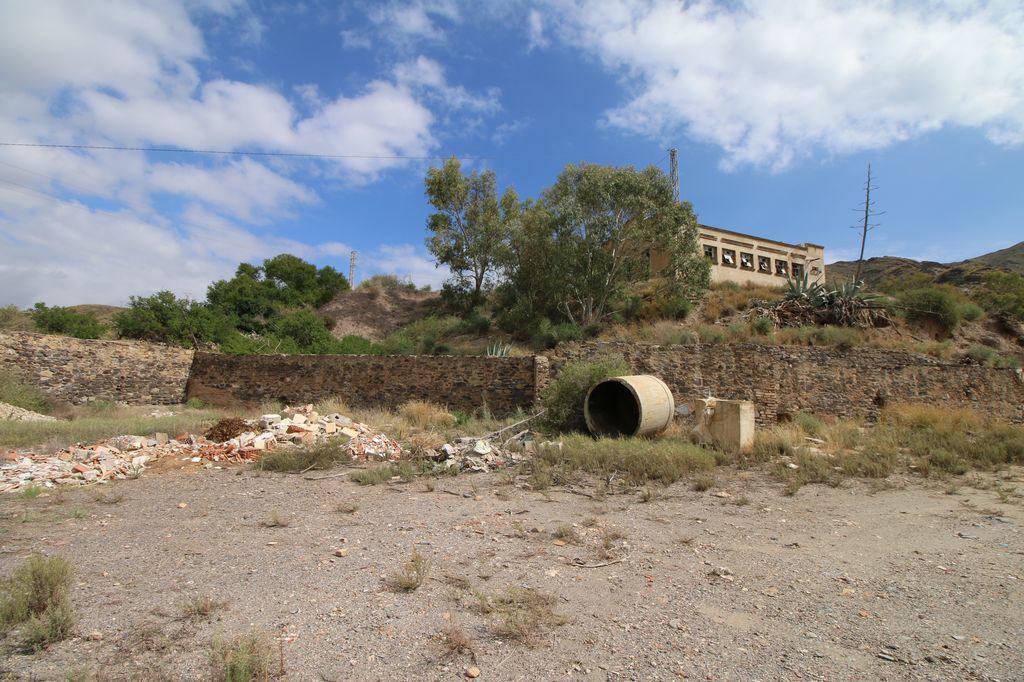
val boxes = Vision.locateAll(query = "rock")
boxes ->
[87,630,103,641]
[334,548,349,557]
[465,666,480,678]
[713,491,730,498]
[177,502,188,509]
[473,440,492,455]
[154,432,169,445]
[291,413,307,425]
[669,618,683,630]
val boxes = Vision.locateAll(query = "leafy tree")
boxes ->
[113,291,232,347]
[206,254,349,330]
[425,157,519,304]
[974,271,1024,320]
[30,303,106,339]
[501,163,708,330]
[270,310,336,352]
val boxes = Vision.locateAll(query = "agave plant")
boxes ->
[485,342,512,358]
[784,273,825,305]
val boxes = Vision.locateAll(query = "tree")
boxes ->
[975,271,1024,320]
[519,163,708,328]
[30,303,106,339]
[852,163,882,285]
[113,291,232,348]
[424,157,518,304]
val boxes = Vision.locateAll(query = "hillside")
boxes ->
[828,240,1024,286]
[318,277,440,341]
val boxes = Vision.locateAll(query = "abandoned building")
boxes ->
[696,225,825,287]
[650,224,825,287]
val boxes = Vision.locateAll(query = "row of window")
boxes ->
[703,245,805,279]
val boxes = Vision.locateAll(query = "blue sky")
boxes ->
[1,0,1022,306]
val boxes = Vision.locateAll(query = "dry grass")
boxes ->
[690,473,715,491]
[334,501,359,514]
[0,553,75,652]
[399,401,456,429]
[258,440,349,473]
[0,409,223,450]
[474,587,568,645]
[702,282,783,322]
[436,625,476,659]
[551,524,580,544]
[178,594,227,621]
[384,548,430,592]
[209,630,275,682]
[261,510,289,528]
[349,462,417,486]
[537,434,716,486]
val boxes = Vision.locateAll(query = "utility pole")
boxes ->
[348,250,357,286]
[668,148,679,203]
[852,163,883,285]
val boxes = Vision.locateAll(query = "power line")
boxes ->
[0,141,487,161]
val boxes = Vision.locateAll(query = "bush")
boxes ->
[897,287,961,336]
[30,303,106,339]
[0,304,25,330]
[0,372,52,414]
[210,630,275,682]
[271,310,336,352]
[658,296,692,320]
[114,291,233,348]
[959,302,984,322]
[697,325,726,344]
[330,334,376,355]
[532,319,584,349]
[974,271,1024,320]
[0,554,74,652]
[457,308,492,335]
[539,354,630,433]
[963,345,1020,369]
[399,401,456,429]
[541,433,716,485]
[377,316,462,355]
[751,316,774,335]
[775,325,860,349]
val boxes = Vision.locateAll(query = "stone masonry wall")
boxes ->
[0,331,194,405]
[548,341,1024,425]
[186,352,545,416]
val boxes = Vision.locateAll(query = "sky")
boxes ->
[0,0,1022,307]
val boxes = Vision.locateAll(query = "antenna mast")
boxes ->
[668,148,679,202]
[349,250,357,286]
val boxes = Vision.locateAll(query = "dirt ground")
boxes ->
[1,463,1022,681]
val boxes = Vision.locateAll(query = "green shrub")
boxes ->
[963,345,1020,369]
[210,630,275,682]
[30,303,106,339]
[377,316,462,355]
[0,372,52,414]
[0,554,74,652]
[658,296,692,320]
[0,304,25,330]
[114,291,233,348]
[775,325,859,349]
[897,287,961,336]
[540,354,630,432]
[959,303,984,322]
[532,319,584,349]
[793,413,824,437]
[457,308,492,335]
[974,271,1024,320]
[330,334,376,355]
[751,316,773,335]
[697,325,726,344]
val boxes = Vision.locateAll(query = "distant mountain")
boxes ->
[827,241,1024,286]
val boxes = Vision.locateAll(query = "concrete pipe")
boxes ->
[584,375,675,437]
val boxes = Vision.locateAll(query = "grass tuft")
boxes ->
[258,440,348,473]
[384,548,430,592]
[474,587,567,645]
[209,630,275,682]
[538,434,715,486]
[0,553,74,652]
[398,401,456,429]
[179,594,227,621]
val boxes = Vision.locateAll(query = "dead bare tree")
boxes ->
[852,163,884,285]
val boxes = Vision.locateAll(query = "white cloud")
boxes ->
[366,243,449,288]
[366,1,460,46]
[394,56,501,114]
[0,1,497,304]
[545,0,1024,170]
[527,8,547,51]
[148,159,318,221]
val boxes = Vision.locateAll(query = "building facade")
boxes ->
[695,225,825,287]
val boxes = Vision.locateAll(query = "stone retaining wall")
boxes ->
[0,331,194,405]
[185,352,545,415]
[548,341,1024,425]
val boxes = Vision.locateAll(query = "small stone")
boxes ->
[465,666,481,678]
[87,630,103,641]
[552,539,567,547]
[668,618,683,630]
[177,502,188,509]
[713,491,730,498]
[334,548,349,557]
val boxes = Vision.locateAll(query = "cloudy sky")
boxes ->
[1,0,1022,306]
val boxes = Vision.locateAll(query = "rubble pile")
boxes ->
[1,404,540,493]
[0,402,57,422]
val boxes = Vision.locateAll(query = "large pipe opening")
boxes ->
[585,379,642,436]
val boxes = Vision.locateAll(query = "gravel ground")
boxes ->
[1,462,1022,681]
